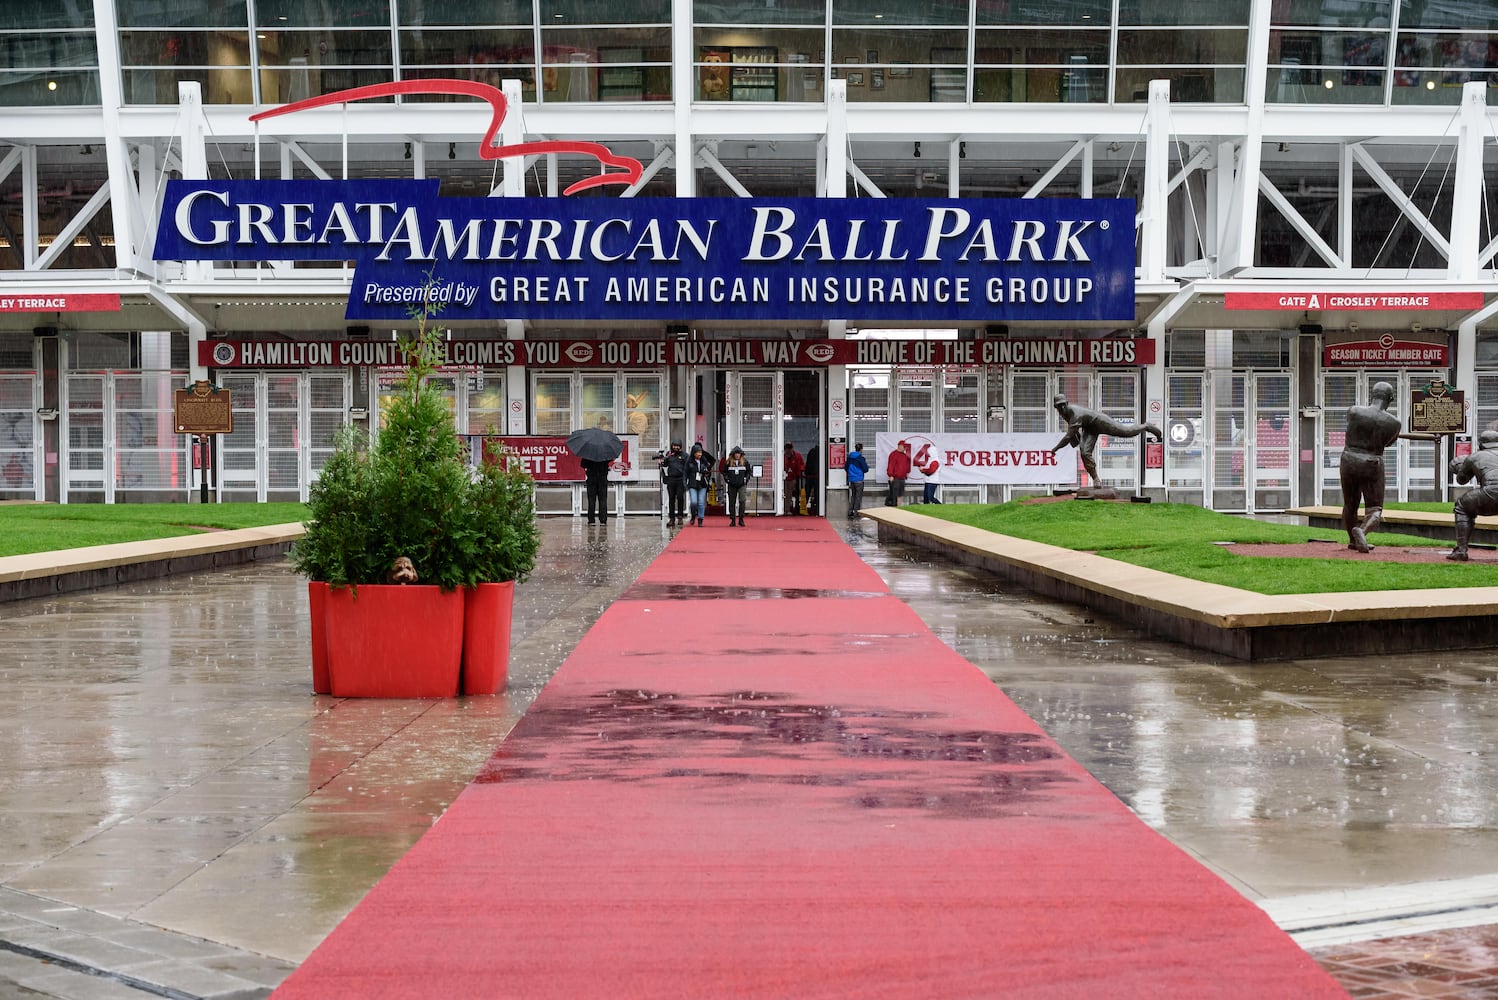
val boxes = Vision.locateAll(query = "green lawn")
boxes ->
[911,501,1495,595]
[0,503,307,557]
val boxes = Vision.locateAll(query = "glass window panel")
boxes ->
[258,30,393,66]
[397,0,533,27]
[260,66,393,102]
[0,71,101,105]
[1116,66,1243,101]
[125,68,253,104]
[540,1,669,24]
[1119,0,1250,26]
[1266,66,1383,102]
[833,1,969,26]
[695,0,825,25]
[1272,0,1391,28]
[119,31,250,67]
[581,375,616,432]
[0,33,98,69]
[624,376,662,451]
[256,0,390,28]
[1401,0,1498,30]
[979,0,1110,26]
[399,28,533,65]
[832,28,967,64]
[975,30,1111,64]
[0,8,94,29]
[1116,29,1247,64]
[118,1,244,28]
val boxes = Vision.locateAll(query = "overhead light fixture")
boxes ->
[1278,141,1289,152]
[79,144,93,155]
[47,81,57,91]
[404,142,412,159]
[1324,79,1334,89]
[959,141,967,159]
[448,142,456,160]
[1107,141,1121,152]
[913,142,921,158]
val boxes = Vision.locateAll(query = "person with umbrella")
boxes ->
[566,426,623,526]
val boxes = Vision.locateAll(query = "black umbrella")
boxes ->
[566,427,624,463]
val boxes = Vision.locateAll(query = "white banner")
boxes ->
[874,432,1078,486]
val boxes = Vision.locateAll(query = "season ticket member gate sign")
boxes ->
[153,180,1135,323]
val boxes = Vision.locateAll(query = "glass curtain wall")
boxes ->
[0,6,99,106]
[105,0,1262,107]
[1268,0,1498,106]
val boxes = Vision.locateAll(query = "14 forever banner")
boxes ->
[154,180,1136,324]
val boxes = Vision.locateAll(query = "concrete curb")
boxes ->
[861,507,1498,660]
[0,523,306,604]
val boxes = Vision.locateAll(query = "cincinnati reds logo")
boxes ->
[248,80,644,196]
[903,436,940,476]
[565,343,595,363]
[805,343,835,363]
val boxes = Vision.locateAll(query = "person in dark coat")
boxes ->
[723,446,751,526]
[659,439,688,526]
[581,456,610,525]
[804,444,820,515]
[685,442,715,526]
[782,442,805,515]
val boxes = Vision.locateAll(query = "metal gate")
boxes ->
[220,372,349,502]
[1318,369,1444,506]
[728,370,779,516]
[0,373,39,500]
[1166,370,1294,512]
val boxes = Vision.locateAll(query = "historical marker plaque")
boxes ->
[173,381,233,434]
[1410,380,1464,435]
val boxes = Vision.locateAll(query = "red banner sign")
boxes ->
[202,336,1154,369]
[472,435,643,482]
[1226,291,1483,311]
[1323,338,1449,367]
[0,293,121,313]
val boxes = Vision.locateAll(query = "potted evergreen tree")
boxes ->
[293,285,539,697]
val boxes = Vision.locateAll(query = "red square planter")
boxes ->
[323,585,464,698]
[307,582,331,694]
[462,581,515,695]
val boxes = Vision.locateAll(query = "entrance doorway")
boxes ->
[219,372,349,502]
[1319,369,1444,506]
[722,369,822,516]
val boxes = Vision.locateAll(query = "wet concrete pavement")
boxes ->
[4,515,1498,997]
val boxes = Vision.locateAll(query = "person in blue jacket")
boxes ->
[845,442,869,519]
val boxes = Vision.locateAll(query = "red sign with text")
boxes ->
[1226,291,1482,311]
[472,435,641,482]
[1323,338,1449,367]
[0,293,121,313]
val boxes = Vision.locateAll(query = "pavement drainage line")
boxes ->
[0,936,201,1000]
[1278,899,1498,940]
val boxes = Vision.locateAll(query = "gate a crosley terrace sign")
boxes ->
[151,81,1136,325]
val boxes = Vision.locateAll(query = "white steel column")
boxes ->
[178,83,210,285]
[825,81,847,199]
[92,0,134,273]
[20,144,38,269]
[672,0,694,196]
[1139,80,1170,284]
[1450,81,1487,283]
[501,79,527,431]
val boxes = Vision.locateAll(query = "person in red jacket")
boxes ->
[885,440,911,507]
[782,441,805,515]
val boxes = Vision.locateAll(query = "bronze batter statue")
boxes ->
[1339,381,1433,553]
[1050,394,1162,488]
[1447,430,1498,561]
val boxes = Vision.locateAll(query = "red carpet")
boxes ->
[273,518,1347,999]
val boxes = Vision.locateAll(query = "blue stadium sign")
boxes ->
[153,180,1136,323]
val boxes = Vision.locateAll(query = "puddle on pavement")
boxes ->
[475,688,1075,818]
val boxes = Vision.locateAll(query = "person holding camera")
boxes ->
[685,442,714,527]
[658,439,688,526]
[723,446,751,527]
